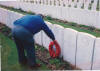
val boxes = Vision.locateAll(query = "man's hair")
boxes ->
[37,14,44,19]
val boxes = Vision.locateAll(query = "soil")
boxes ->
[35,47,76,70]
[0,23,12,39]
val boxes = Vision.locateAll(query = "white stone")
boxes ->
[62,7,70,21]
[50,6,58,18]
[76,32,96,70]
[0,8,24,28]
[7,11,23,28]
[77,0,83,8]
[19,2,27,11]
[68,7,80,22]
[63,28,78,65]
[52,24,64,57]
[56,6,62,20]
[96,12,100,29]
[0,8,8,25]
[92,38,100,70]
[34,31,42,46]
[92,0,98,10]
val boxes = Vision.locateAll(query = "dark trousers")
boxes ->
[12,25,36,66]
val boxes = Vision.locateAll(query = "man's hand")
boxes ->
[53,40,59,45]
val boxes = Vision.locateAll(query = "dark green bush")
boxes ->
[46,16,53,20]
[68,22,77,27]
[88,26,95,31]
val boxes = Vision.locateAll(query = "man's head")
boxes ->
[37,14,44,19]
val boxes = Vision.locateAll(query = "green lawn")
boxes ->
[0,33,50,71]
[0,5,100,37]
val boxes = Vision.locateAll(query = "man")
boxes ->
[12,14,58,69]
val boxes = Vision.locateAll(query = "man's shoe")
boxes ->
[20,62,27,66]
[34,64,41,67]
[19,59,28,66]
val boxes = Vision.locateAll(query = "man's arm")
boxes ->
[41,23,55,41]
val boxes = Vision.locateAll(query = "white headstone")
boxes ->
[47,0,50,5]
[77,0,84,8]
[0,8,24,28]
[41,0,44,5]
[59,0,63,6]
[92,0,98,10]
[84,0,91,9]
[34,31,42,45]
[76,32,96,69]
[97,12,100,29]
[0,8,8,25]
[7,11,23,28]
[73,0,78,7]
[62,7,70,21]
[55,0,59,6]
[63,28,78,65]
[92,38,100,70]
[52,24,64,57]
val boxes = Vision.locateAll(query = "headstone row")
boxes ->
[0,8,100,70]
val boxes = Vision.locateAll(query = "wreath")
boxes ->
[49,41,61,58]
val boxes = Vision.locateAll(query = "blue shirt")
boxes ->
[14,15,55,40]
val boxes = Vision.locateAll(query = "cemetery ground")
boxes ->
[0,23,78,71]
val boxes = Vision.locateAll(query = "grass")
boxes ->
[0,5,100,37]
[0,32,50,71]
